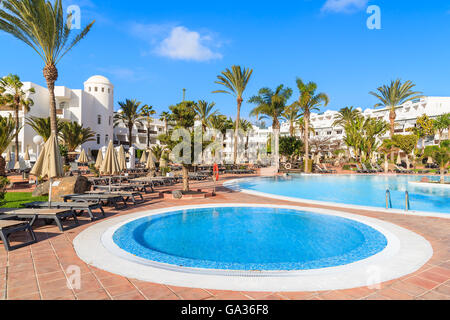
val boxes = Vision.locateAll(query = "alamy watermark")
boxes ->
[367,5,382,30]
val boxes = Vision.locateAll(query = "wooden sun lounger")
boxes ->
[63,194,127,210]
[92,184,135,192]
[0,208,79,232]
[23,201,105,221]
[0,218,36,251]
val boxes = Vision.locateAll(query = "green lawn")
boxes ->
[0,192,48,209]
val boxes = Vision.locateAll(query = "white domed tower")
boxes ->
[82,75,114,149]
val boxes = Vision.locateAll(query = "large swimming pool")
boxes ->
[112,207,388,271]
[226,175,450,214]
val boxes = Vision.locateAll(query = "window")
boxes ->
[95,87,98,92]
[102,87,105,93]
[327,131,332,135]
[109,116,112,126]
[108,88,111,94]
[98,115,101,125]
[337,130,343,135]
[105,135,109,143]
[88,87,91,92]
[96,134,100,145]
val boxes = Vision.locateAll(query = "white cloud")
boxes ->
[321,0,369,13]
[130,24,223,62]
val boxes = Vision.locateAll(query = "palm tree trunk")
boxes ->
[384,154,389,174]
[43,64,59,134]
[14,107,20,166]
[234,97,243,165]
[0,156,5,177]
[440,166,445,184]
[304,113,311,173]
[389,108,396,161]
[128,125,133,148]
[182,165,189,192]
[147,125,150,148]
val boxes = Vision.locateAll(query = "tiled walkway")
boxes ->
[1,175,449,300]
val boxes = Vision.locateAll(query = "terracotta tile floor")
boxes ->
[1,175,449,300]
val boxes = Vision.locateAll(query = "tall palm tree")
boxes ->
[0,115,17,176]
[333,106,361,127]
[282,103,301,137]
[369,79,422,138]
[193,100,218,132]
[60,121,96,152]
[159,111,171,133]
[0,74,35,165]
[140,105,156,148]
[295,78,329,173]
[213,65,253,164]
[114,99,143,148]
[249,85,293,170]
[26,116,65,142]
[0,0,95,134]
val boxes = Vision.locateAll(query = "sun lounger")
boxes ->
[362,164,376,173]
[0,217,36,251]
[63,194,127,209]
[394,165,412,174]
[23,201,105,221]
[0,208,79,232]
[322,164,337,174]
[87,191,144,205]
[355,164,367,173]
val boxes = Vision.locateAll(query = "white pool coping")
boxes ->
[409,181,450,189]
[73,203,433,292]
[223,178,450,220]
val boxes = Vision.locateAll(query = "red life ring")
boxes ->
[213,163,220,181]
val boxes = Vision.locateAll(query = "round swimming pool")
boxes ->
[112,206,388,271]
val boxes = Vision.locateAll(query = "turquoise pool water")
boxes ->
[112,207,388,271]
[229,175,450,214]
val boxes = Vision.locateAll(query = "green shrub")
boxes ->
[0,177,9,206]
[342,165,351,171]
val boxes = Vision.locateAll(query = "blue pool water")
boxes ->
[113,207,387,271]
[229,175,450,214]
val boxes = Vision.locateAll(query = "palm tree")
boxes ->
[160,111,171,133]
[249,85,293,170]
[295,79,329,173]
[60,121,96,152]
[234,119,253,162]
[378,139,397,173]
[282,103,301,137]
[424,141,450,184]
[213,65,253,164]
[193,100,218,132]
[114,99,143,148]
[369,79,423,139]
[208,114,233,135]
[140,105,157,148]
[333,106,361,127]
[26,116,65,142]
[434,113,450,144]
[0,74,35,165]
[0,0,94,135]
[0,115,17,176]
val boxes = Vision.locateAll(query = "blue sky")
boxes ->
[1,0,450,121]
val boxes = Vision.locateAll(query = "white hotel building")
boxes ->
[1,75,449,164]
[0,75,165,164]
[221,97,450,161]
